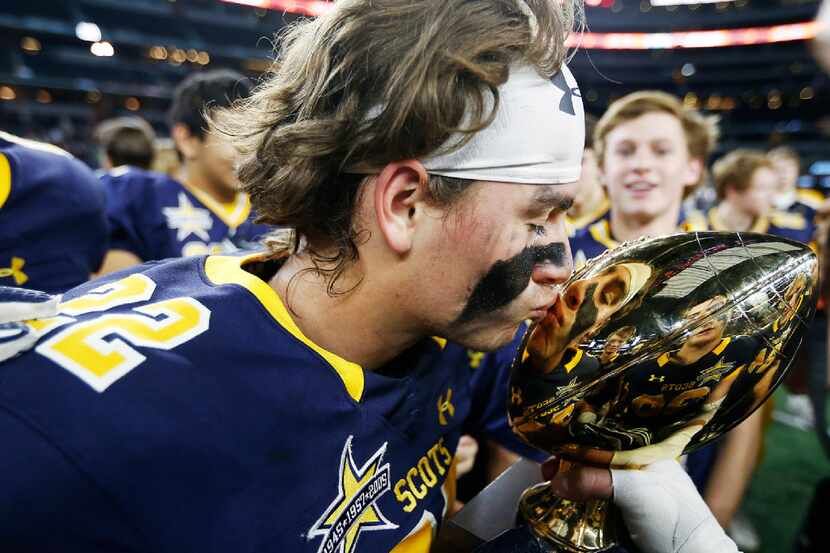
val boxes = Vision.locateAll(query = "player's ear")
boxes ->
[172,123,201,161]
[373,160,430,254]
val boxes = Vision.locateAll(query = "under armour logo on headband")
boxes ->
[551,72,581,117]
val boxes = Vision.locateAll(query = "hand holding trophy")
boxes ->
[508,231,817,552]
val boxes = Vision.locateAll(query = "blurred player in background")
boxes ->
[709,149,812,243]
[97,69,271,275]
[0,130,107,293]
[94,116,157,172]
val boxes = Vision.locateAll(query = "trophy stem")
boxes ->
[517,482,617,552]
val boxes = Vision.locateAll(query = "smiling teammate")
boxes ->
[0,2,739,552]
[570,91,714,269]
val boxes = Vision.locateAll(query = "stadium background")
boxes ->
[1,1,829,551]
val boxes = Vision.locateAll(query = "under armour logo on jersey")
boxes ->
[467,350,485,369]
[0,257,28,286]
[551,72,581,116]
[648,374,665,383]
[437,389,455,426]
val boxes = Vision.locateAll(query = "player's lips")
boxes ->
[623,180,657,194]
[529,290,562,323]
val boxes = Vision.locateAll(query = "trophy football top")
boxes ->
[509,231,817,468]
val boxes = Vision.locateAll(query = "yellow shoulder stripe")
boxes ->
[204,253,365,401]
[797,189,825,209]
[0,152,10,209]
[564,348,584,373]
[713,337,731,356]
[657,352,671,367]
[589,220,618,250]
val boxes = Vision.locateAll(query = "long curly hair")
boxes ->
[211,0,582,293]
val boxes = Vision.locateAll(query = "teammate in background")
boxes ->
[570,91,714,269]
[769,146,824,221]
[709,149,813,244]
[97,70,271,275]
[0,130,107,294]
[93,116,156,171]
[566,113,608,236]
[569,90,761,543]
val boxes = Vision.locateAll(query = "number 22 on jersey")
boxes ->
[34,274,210,392]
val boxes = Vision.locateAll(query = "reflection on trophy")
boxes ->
[508,232,817,552]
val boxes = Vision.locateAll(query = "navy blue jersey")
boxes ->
[0,252,535,553]
[101,167,271,261]
[570,210,708,269]
[0,131,107,294]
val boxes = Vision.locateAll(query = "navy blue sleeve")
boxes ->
[465,326,548,463]
[102,172,167,262]
[0,406,146,552]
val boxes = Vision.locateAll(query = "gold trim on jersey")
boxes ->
[588,220,619,250]
[179,179,252,229]
[797,189,825,209]
[204,253,365,402]
[0,152,10,209]
[564,348,584,374]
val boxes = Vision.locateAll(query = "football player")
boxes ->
[98,70,271,274]
[709,148,814,245]
[768,146,825,224]
[0,2,738,552]
[0,130,107,293]
[93,116,157,171]
[570,91,715,268]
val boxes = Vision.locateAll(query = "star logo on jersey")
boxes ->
[699,359,735,384]
[162,192,213,241]
[554,375,581,400]
[308,436,397,553]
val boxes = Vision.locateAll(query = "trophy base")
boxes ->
[518,483,618,553]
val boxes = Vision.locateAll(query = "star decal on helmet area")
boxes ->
[307,436,397,553]
[162,192,213,241]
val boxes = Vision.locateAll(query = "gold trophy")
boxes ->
[508,231,817,552]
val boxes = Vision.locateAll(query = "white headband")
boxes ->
[421,63,585,185]
[347,63,585,185]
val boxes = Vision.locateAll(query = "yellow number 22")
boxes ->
[36,275,210,392]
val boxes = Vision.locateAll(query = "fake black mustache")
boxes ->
[457,242,568,323]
